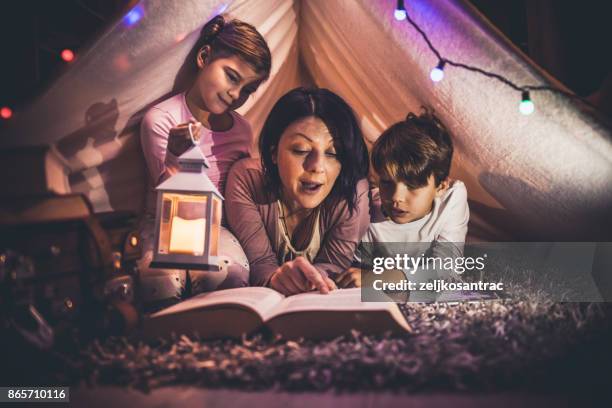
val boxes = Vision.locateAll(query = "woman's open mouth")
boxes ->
[299,181,324,195]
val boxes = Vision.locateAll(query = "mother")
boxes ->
[225,87,370,295]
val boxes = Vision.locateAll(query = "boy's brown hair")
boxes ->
[371,109,453,188]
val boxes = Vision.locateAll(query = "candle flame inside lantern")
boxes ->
[169,216,206,255]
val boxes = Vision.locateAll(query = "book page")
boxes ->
[262,288,394,321]
[151,287,285,319]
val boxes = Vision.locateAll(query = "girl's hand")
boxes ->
[269,256,337,296]
[336,267,361,288]
[167,121,203,156]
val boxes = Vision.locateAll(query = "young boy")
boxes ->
[337,110,469,292]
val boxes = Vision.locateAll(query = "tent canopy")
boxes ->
[1,0,610,241]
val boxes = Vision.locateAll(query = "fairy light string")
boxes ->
[394,1,594,115]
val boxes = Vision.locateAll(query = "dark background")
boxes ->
[0,0,611,116]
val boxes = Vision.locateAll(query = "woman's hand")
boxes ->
[336,267,361,288]
[167,121,202,156]
[269,256,337,295]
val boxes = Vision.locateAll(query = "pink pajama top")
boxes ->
[140,92,252,218]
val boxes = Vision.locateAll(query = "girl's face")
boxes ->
[273,117,342,211]
[192,52,264,114]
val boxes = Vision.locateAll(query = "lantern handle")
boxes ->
[188,123,199,146]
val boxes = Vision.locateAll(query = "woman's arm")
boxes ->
[314,179,371,279]
[224,159,281,286]
[225,160,336,294]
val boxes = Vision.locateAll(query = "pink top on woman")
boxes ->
[140,92,253,216]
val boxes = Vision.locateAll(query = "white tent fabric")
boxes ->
[1,0,610,241]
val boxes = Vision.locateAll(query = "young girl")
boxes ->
[139,15,272,307]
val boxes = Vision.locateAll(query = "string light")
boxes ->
[394,0,407,21]
[61,49,75,62]
[430,60,446,82]
[123,5,144,27]
[0,106,12,119]
[396,4,588,114]
[519,91,535,115]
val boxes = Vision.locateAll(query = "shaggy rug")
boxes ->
[9,297,609,394]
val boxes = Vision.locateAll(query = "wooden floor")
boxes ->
[70,386,600,408]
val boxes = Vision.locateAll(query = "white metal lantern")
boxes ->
[150,133,222,271]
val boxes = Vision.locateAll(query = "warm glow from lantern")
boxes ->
[158,193,208,256]
[151,145,222,271]
[168,216,206,255]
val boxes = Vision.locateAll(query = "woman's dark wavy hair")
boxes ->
[259,87,369,215]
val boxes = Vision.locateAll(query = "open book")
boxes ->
[141,287,412,340]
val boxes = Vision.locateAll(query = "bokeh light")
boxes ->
[61,49,75,62]
[1,107,13,119]
[123,5,144,27]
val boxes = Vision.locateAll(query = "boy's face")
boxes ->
[379,174,448,224]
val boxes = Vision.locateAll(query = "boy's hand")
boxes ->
[336,267,362,288]
[167,121,202,156]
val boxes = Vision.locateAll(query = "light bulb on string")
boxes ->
[430,60,446,82]
[123,5,144,27]
[394,0,407,21]
[386,3,588,115]
[519,91,535,115]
